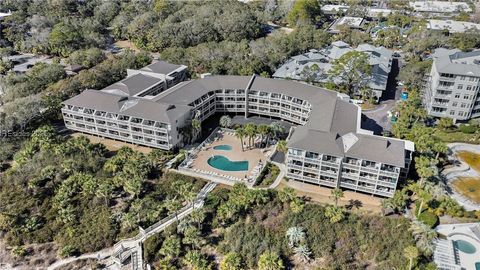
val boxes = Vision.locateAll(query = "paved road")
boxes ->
[361,57,403,135]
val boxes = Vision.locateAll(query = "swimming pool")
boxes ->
[207,155,248,171]
[454,239,477,254]
[213,144,232,151]
[476,262,480,270]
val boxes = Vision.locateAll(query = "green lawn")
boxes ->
[434,130,480,144]
[452,177,480,204]
[254,162,280,187]
[457,151,480,173]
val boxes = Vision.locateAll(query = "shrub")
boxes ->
[418,211,439,228]
[459,124,477,134]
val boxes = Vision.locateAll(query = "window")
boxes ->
[458,84,463,90]
[461,103,466,108]
[464,95,470,100]
[452,102,457,107]
[469,77,476,82]
[467,85,472,91]
[450,110,455,115]
[455,93,460,98]
[460,76,466,80]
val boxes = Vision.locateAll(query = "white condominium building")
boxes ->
[425,48,480,121]
[62,62,413,197]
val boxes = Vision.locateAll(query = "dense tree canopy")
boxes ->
[328,51,372,96]
[0,125,203,258]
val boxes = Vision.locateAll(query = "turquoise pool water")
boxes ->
[476,262,480,270]
[213,144,232,151]
[208,155,248,171]
[454,240,477,254]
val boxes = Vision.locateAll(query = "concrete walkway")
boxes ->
[268,161,286,189]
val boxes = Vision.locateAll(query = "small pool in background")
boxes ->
[213,144,232,151]
[208,155,248,171]
[476,262,480,270]
[454,239,477,254]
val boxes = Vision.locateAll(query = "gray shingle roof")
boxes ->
[102,73,162,96]
[141,60,185,75]
[64,74,409,167]
[273,42,393,92]
[64,89,190,124]
[433,48,480,77]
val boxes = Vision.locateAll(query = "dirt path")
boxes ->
[276,179,382,213]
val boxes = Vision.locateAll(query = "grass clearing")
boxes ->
[457,151,480,173]
[452,176,480,203]
[434,130,480,144]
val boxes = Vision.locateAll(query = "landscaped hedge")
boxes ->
[418,210,439,228]
[459,124,477,134]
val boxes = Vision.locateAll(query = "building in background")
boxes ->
[328,16,365,33]
[273,41,393,99]
[427,19,480,34]
[410,1,472,17]
[424,48,480,121]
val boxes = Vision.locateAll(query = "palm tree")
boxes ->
[347,199,363,210]
[191,118,201,140]
[219,115,232,128]
[185,190,197,209]
[278,187,296,203]
[95,178,114,206]
[381,188,409,214]
[276,140,287,153]
[244,123,257,149]
[416,189,433,217]
[403,245,419,270]
[329,188,344,207]
[190,209,206,230]
[235,127,246,152]
[220,252,243,270]
[257,124,270,148]
[325,205,345,223]
[165,196,182,222]
[286,226,305,247]
[159,235,181,260]
[415,156,435,187]
[124,177,142,199]
[293,245,312,263]
[269,121,284,139]
[410,220,437,255]
[257,251,284,270]
[290,197,305,214]
[182,226,202,249]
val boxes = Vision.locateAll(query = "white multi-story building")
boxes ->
[410,1,472,17]
[62,62,413,197]
[424,48,480,121]
[427,19,480,34]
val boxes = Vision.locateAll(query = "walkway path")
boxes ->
[48,182,217,270]
[268,161,286,189]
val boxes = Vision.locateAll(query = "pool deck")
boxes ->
[435,223,480,270]
[187,131,274,182]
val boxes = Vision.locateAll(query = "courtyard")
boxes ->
[180,129,276,185]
